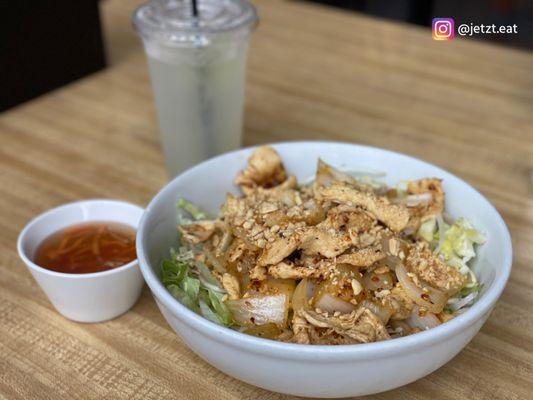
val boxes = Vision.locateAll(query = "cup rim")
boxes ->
[17,199,144,280]
[133,0,259,43]
[137,140,513,359]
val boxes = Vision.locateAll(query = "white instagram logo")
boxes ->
[435,21,452,38]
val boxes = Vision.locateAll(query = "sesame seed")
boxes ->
[351,279,362,295]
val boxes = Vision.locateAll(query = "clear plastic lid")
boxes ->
[133,0,258,46]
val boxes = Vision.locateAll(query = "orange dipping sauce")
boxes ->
[34,222,137,274]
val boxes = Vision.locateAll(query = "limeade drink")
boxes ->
[134,0,257,176]
[145,43,247,175]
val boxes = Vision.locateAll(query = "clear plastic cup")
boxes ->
[133,0,258,177]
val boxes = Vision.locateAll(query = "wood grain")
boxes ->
[1,0,532,398]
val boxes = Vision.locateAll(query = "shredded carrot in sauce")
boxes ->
[34,222,136,274]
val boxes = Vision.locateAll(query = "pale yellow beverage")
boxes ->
[134,0,257,177]
[146,42,247,175]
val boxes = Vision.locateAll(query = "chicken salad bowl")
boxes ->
[136,141,512,397]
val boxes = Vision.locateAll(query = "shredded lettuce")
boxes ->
[162,254,233,327]
[199,299,223,324]
[161,259,188,286]
[171,246,195,263]
[417,216,485,271]
[417,215,486,311]
[161,259,199,310]
[206,290,233,326]
[162,200,232,326]
[418,216,437,243]
[439,218,486,269]
[458,282,482,298]
[182,275,201,300]
[177,198,209,221]
[167,284,199,312]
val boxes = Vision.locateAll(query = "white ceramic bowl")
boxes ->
[136,142,512,398]
[18,199,145,323]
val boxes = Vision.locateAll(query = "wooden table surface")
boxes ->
[1,0,532,398]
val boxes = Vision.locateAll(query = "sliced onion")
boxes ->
[363,270,394,291]
[315,293,356,314]
[315,159,357,188]
[194,261,226,293]
[226,294,288,326]
[359,300,393,324]
[405,193,433,207]
[406,305,441,330]
[266,278,296,303]
[434,214,447,254]
[292,278,315,312]
[382,255,402,270]
[199,277,226,294]
[448,292,477,312]
[381,235,411,259]
[442,212,455,225]
[195,261,221,287]
[214,221,232,256]
[395,263,447,313]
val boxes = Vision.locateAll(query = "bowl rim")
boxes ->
[18,199,144,280]
[137,141,513,360]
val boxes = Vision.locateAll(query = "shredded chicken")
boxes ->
[291,314,311,344]
[221,273,240,300]
[318,183,409,232]
[336,246,386,267]
[406,242,466,294]
[299,207,377,258]
[226,238,247,263]
[314,159,375,193]
[214,221,232,257]
[258,235,302,266]
[235,146,288,191]
[405,178,445,230]
[179,221,216,244]
[249,265,267,281]
[381,283,414,320]
[408,178,444,216]
[299,308,390,343]
[268,261,328,280]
